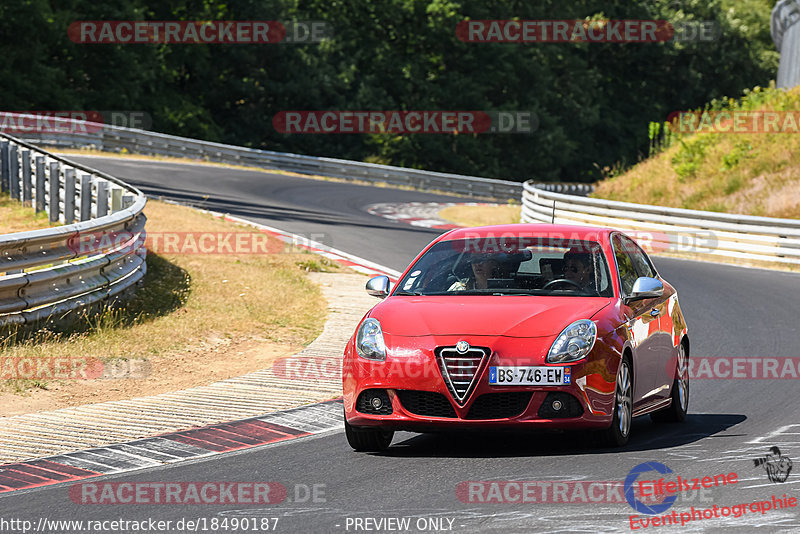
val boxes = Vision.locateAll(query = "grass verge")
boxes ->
[0,193,55,233]
[592,85,800,219]
[0,198,337,415]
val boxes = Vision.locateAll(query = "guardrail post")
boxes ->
[111,187,122,212]
[34,156,46,213]
[21,150,32,206]
[96,181,109,217]
[0,140,8,193]
[80,174,92,221]
[64,168,76,224]
[48,161,60,223]
[0,140,149,328]
[9,144,19,200]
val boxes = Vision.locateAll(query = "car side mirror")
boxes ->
[365,275,391,299]
[626,277,664,303]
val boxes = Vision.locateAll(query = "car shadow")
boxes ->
[377,413,747,458]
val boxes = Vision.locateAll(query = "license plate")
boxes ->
[489,366,571,386]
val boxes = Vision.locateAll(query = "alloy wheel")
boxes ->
[616,362,632,438]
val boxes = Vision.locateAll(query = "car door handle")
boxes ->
[650,308,660,317]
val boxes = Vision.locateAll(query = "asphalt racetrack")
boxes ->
[2,156,799,533]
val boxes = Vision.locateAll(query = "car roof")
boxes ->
[438,224,617,242]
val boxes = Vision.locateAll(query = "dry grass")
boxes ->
[0,199,335,409]
[592,86,800,219]
[0,194,55,233]
[438,204,521,227]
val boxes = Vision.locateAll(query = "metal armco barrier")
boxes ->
[0,132,147,327]
[7,113,524,201]
[521,181,800,265]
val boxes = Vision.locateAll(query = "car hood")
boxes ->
[373,296,612,338]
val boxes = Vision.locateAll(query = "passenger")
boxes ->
[449,253,503,290]
[471,255,502,289]
[563,249,596,292]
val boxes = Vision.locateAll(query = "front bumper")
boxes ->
[343,334,618,431]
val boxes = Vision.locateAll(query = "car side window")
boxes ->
[612,234,638,296]
[620,235,656,279]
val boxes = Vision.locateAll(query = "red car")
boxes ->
[342,225,689,451]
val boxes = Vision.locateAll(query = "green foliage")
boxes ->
[723,174,744,194]
[0,0,779,182]
[672,135,714,181]
[720,140,754,171]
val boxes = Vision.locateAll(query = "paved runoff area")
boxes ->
[0,272,376,490]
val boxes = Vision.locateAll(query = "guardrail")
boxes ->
[0,132,147,327]
[521,181,800,265]
[8,113,525,201]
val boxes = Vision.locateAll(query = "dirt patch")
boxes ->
[0,335,301,417]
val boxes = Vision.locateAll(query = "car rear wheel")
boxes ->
[344,418,394,452]
[651,342,689,423]
[600,357,632,448]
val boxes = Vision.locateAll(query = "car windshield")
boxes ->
[395,238,613,297]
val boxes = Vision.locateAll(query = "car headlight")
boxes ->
[356,318,386,361]
[547,319,597,364]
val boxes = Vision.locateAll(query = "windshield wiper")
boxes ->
[393,289,424,296]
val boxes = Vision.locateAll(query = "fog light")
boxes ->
[552,400,563,411]
[371,397,383,410]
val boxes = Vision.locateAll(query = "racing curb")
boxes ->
[366,201,499,230]
[0,400,344,493]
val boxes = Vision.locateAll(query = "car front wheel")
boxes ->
[344,418,394,452]
[601,357,632,447]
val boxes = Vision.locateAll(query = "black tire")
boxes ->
[344,418,394,452]
[651,341,689,423]
[600,357,633,448]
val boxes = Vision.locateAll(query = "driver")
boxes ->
[562,248,596,291]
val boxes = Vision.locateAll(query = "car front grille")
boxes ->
[396,390,457,418]
[466,392,533,420]
[436,346,489,405]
